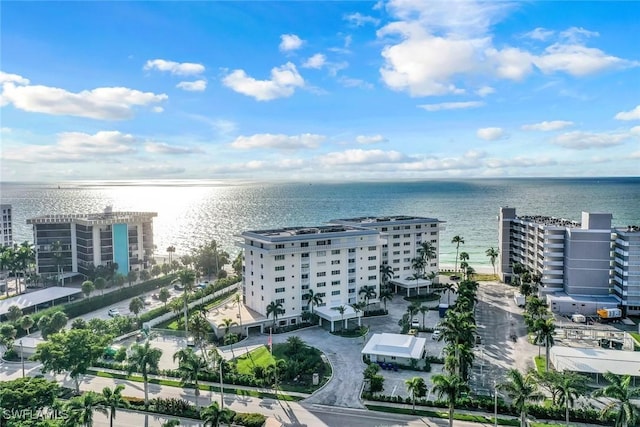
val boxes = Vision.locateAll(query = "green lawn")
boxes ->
[534,356,546,373]
[236,345,275,375]
[630,332,640,344]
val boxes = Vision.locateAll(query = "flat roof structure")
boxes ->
[550,346,640,377]
[27,210,157,226]
[0,287,81,317]
[240,224,378,242]
[390,277,433,291]
[330,215,444,226]
[362,333,427,360]
[314,304,359,322]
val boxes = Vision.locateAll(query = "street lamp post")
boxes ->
[494,380,498,427]
[20,339,25,378]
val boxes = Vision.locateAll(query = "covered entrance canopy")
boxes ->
[314,305,362,332]
[389,277,433,296]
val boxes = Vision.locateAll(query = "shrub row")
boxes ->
[362,393,611,425]
[364,309,388,317]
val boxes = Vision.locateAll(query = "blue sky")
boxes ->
[1,1,639,182]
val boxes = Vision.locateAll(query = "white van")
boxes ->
[571,314,586,323]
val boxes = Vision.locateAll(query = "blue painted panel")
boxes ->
[112,223,129,275]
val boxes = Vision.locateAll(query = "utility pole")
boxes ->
[20,339,25,378]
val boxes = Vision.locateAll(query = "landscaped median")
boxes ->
[86,367,308,402]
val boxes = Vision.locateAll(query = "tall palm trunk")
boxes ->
[449,404,454,427]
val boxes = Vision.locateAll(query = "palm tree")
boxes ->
[265,300,284,330]
[232,293,243,332]
[201,401,234,427]
[189,310,211,350]
[16,242,35,294]
[6,304,22,322]
[500,369,544,427]
[359,285,377,314]
[65,391,106,427]
[51,240,65,286]
[172,269,196,334]
[533,317,555,370]
[419,305,429,328]
[305,289,323,314]
[173,347,208,407]
[459,251,469,265]
[419,241,437,268]
[431,373,469,427]
[126,341,162,408]
[465,266,475,281]
[127,270,138,287]
[441,283,457,305]
[162,420,181,427]
[166,245,176,265]
[451,235,465,273]
[219,317,239,357]
[593,372,640,427]
[553,372,588,426]
[81,280,95,297]
[379,287,393,312]
[379,264,394,290]
[350,302,364,327]
[405,376,428,413]
[99,385,130,427]
[485,247,499,276]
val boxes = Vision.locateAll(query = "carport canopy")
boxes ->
[314,304,360,322]
[0,286,81,317]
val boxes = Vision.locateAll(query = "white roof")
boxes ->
[0,287,81,316]
[314,304,359,321]
[361,333,427,359]
[389,277,432,290]
[551,346,640,377]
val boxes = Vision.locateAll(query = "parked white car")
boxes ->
[108,308,120,317]
[432,330,442,340]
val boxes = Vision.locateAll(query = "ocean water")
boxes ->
[1,178,639,267]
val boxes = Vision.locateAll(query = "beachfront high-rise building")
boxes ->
[240,224,384,327]
[497,207,640,314]
[330,216,445,279]
[27,207,157,280]
[612,226,640,315]
[0,204,12,247]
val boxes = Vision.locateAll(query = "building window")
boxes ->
[368,275,377,280]
[368,246,377,251]
[404,233,410,237]
[331,280,340,286]
[275,277,285,282]
[416,225,421,229]
[331,290,340,296]
[368,265,376,270]
[275,287,285,293]
[393,251,400,255]
[275,266,285,271]
[275,244,285,249]
[348,278,355,284]
[368,256,377,261]
[317,240,328,246]
[348,268,355,273]
[393,226,400,231]
[348,248,356,253]
[317,282,326,287]
[331,260,340,265]
[317,272,326,277]
[301,273,309,279]
[317,261,326,267]
[381,227,388,231]
[275,254,285,261]
[393,243,400,247]
[349,258,355,263]
[331,249,341,255]
[392,234,400,239]
[301,253,309,258]
[301,242,309,247]
[393,259,400,264]
[331,270,340,275]
[317,250,326,257]
[276,298,285,304]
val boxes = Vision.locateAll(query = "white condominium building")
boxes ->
[330,216,445,279]
[27,207,157,279]
[240,224,384,326]
[1,204,12,247]
[612,226,640,314]
[499,207,613,296]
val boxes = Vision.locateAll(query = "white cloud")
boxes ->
[523,27,555,41]
[319,149,406,166]
[476,86,495,97]
[222,62,304,101]
[344,12,380,27]
[487,47,535,80]
[0,127,11,133]
[485,156,556,168]
[2,131,137,163]
[338,76,373,90]
[0,71,30,85]
[631,151,640,159]
[279,34,304,52]
[302,54,326,69]
[559,27,599,43]
[231,133,325,150]
[615,105,640,121]
[1,78,167,120]
[176,80,207,92]
[522,120,574,131]
[145,142,201,155]
[551,130,633,149]
[152,106,164,113]
[356,135,387,144]
[418,101,484,112]
[534,43,631,77]
[477,127,504,141]
[144,59,205,75]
